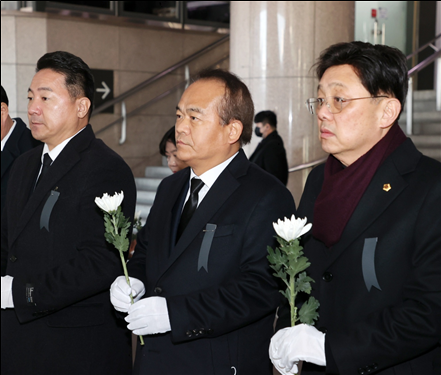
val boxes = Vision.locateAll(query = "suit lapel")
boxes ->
[10,126,94,247]
[158,151,247,278]
[326,140,420,266]
[1,149,15,178]
[1,121,26,178]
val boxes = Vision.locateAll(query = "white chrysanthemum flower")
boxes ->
[273,214,312,242]
[95,191,124,213]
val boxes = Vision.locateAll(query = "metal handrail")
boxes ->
[405,33,441,134]
[406,33,441,60]
[92,34,230,116]
[408,49,441,77]
[95,55,229,136]
[289,157,327,173]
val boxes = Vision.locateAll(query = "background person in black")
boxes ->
[1,85,40,212]
[249,110,289,185]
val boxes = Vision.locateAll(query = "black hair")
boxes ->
[1,85,9,106]
[36,51,95,120]
[194,69,254,146]
[315,42,408,118]
[316,42,408,118]
[159,126,176,156]
[254,110,277,128]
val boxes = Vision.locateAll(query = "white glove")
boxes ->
[1,276,14,309]
[269,324,326,375]
[110,276,145,312]
[125,296,171,335]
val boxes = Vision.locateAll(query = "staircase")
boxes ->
[135,164,172,224]
[401,90,441,162]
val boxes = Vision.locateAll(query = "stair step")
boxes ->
[145,166,172,179]
[410,134,441,147]
[135,177,162,191]
[411,90,436,101]
[417,147,441,161]
[137,190,156,205]
[400,111,441,125]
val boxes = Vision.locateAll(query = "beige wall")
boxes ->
[1,10,228,176]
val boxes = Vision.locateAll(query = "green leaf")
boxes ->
[113,234,130,253]
[298,296,320,325]
[104,232,114,244]
[286,256,310,277]
[295,272,314,294]
[104,215,114,235]
[279,289,290,301]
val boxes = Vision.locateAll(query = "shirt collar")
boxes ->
[190,151,239,188]
[1,119,17,151]
[41,126,86,163]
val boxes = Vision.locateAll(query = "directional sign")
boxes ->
[90,69,114,114]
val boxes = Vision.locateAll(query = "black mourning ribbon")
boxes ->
[177,178,204,241]
[35,153,52,189]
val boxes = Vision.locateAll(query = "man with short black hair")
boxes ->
[1,85,40,212]
[270,42,441,375]
[250,110,289,185]
[1,51,136,374]
[110,69,296,374]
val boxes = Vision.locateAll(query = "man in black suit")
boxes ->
[1,51,136,374]
[1,85,40,212]
[110,69,296,374]
[270,42,441,375]
[249,110,289,185]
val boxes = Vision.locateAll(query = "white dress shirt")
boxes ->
[1,120,16,151]
[184,151,239,208]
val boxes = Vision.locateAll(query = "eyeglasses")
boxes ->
[305,96,389,115]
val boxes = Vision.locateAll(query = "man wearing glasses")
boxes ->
[270,42,441,375]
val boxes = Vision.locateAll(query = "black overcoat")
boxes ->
[249,131,289,185]
[1,125,136,375]
[1,117,40,212]
[281,139,441,375]
[128,149,296,374]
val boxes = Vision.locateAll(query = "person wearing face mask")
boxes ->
[249,110,288,185]
[159,126,186,173]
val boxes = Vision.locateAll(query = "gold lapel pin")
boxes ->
[383,184,391,192]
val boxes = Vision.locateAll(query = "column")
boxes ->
[230,1,355,203]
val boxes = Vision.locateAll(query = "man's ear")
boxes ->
[380,98,401,129]
[1,102,9,118]
[77,97,91,120]
[228,120,243,144]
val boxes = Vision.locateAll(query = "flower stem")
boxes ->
[290,274,297,327]
[119,249,144,346]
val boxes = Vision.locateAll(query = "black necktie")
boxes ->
[35,153,52,188]
[177,178,204,241]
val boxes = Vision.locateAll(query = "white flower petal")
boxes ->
[299,222,312,238]
[95,191,125,213]
[272,214,312,242]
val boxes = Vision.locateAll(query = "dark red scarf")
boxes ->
[313,124,407,248]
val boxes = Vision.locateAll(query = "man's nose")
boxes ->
[316,101,333,121]
[28,100,40,115]
[176,116,189,134]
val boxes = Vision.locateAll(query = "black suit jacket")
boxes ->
[1,125,136,375]
[128,149,296,374]
[279,139,441,374]
[249,131,289,185]
[1,118,40,212]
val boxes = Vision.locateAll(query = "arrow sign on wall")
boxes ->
[96,81,111,99]
[90,69,114,114]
